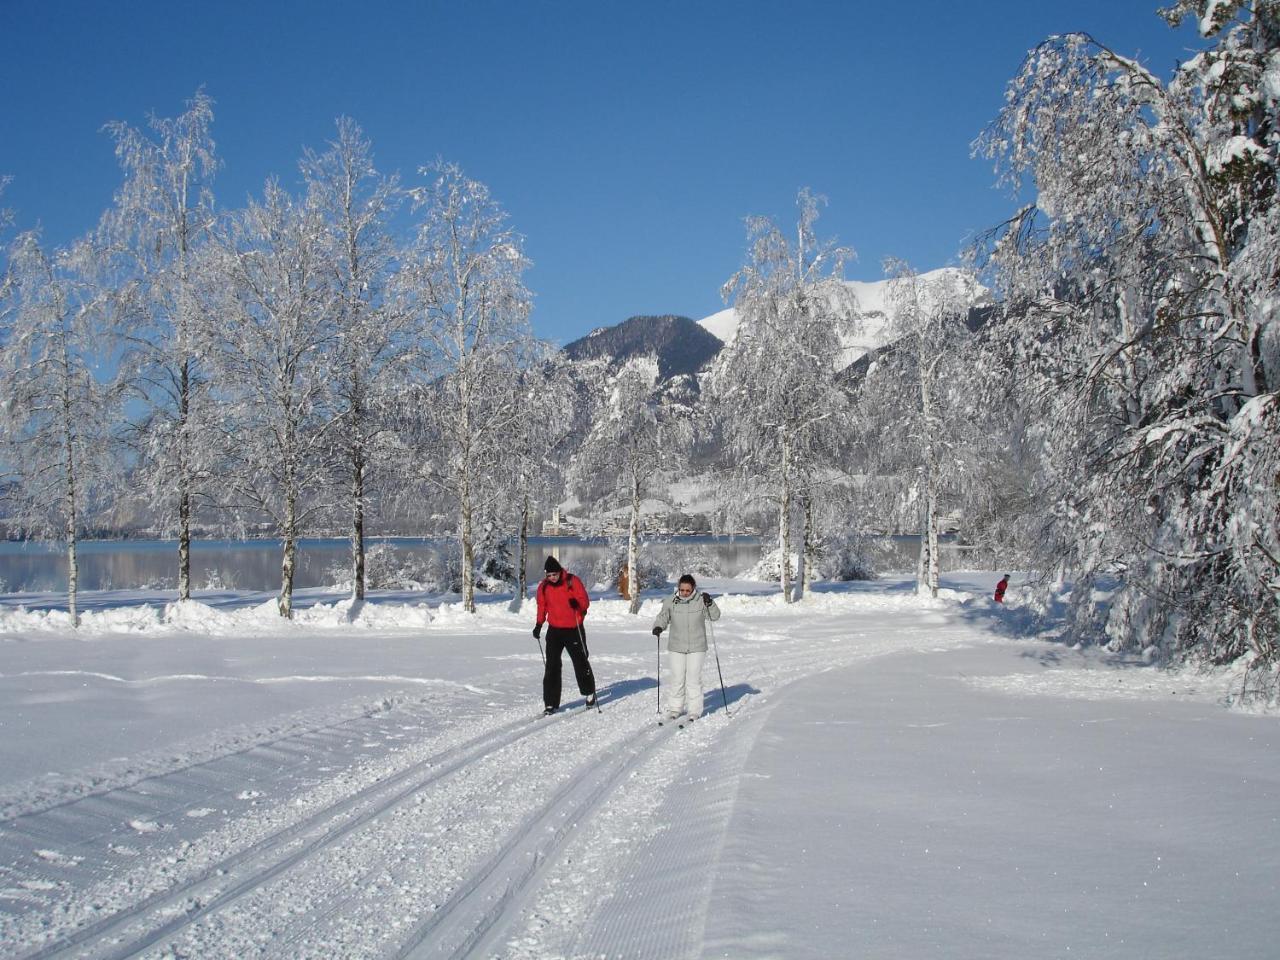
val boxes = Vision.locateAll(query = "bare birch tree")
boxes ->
[878,263,980,597]
[100,91,218,600]
[301,117,405,603]
[709,189,859,602]
[0,234,121,625]
[401,162,534,613]
[211,181,338,618]
[496,351,577,611]
[574,358,694,612]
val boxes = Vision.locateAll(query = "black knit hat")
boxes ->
[544,556,563,573]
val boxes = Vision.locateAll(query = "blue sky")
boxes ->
[2,1,1204,345]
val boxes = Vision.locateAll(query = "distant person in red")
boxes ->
[994,574,1010,603]
[534,556,597,715]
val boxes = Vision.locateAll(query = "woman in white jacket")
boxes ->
[652,574,721,720]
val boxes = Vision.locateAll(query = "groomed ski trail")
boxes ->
[3,604,984,959]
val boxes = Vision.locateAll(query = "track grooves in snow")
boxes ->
[393,721,678,960]
[0,697,415,823]
[12,712,550,960]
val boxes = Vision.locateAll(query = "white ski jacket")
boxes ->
[653,591,721,654]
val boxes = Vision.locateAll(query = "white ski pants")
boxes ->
[665,650,706,717]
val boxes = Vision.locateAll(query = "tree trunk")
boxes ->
[459,365,476,613]
[350,368,366,602]
[779,435,793,603]
[280,488,297,619]
[918,348,940,599]
[177,356,192,601]
[62,374,80,628]
[66,497,80,631]
[799,493,815,600]
[627,469,641,614]
[514,493,529,613]
[177,486,191,601]
[461,474,476,613]
[351,449,365,602]
[916,505,929,593]
[925,476,940,598]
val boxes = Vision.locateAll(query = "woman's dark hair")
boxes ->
[677,574,697,589]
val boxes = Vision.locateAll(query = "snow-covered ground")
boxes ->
[0,572,1275,958]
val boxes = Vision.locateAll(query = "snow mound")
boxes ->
[162,599,240,632]
[294,598,435,630]
[0,604,163,634]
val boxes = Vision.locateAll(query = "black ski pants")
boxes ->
[543,624,595,710]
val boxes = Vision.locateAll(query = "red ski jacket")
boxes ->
[536,572,590,629]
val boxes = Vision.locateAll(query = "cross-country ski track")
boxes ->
[2,577,1275,958]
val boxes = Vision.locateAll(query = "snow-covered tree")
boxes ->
[100,91,219,601]
[497,351,579,611]
[0,177,14,305]
[974,4,1279,690]
[300,117,405,603]
[0,235,122,625]
[0,175,12,240]
[708,189,859,602]
[400,162,534,613]
[573,357,695,612]
[869,262,981,596]
[210,181,338,618]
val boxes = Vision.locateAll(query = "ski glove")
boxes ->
[533,623,542,640]
[652,626,663,637]
[701,592,713,606]
[568,597,580,610]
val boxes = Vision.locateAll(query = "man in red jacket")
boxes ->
[534,556,597,714]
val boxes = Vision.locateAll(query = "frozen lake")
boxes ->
[0,534,987,595]
[0,536,764,594]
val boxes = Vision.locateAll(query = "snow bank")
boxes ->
[0,578,983,637]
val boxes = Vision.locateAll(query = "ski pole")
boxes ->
[656,629,662,715]
[707,613,730,717]
[577,619,601,712]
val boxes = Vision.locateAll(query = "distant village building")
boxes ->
[541,507,575,536]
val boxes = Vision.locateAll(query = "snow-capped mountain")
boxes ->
[697,267,990,366]
[561,269,990,381]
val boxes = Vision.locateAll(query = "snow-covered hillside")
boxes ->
[698,267,990,365]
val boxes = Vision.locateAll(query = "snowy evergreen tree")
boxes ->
[399,162,534,613]
[100,91,219,601]
[0,234,122,625]
[975,3,1279,691]
[300,118,406,603]
[708,189,859,602]
[209,181,338,618]
[573,357,694,612]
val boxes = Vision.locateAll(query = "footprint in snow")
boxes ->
[35,849,83,867]
[0,881,61,903]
